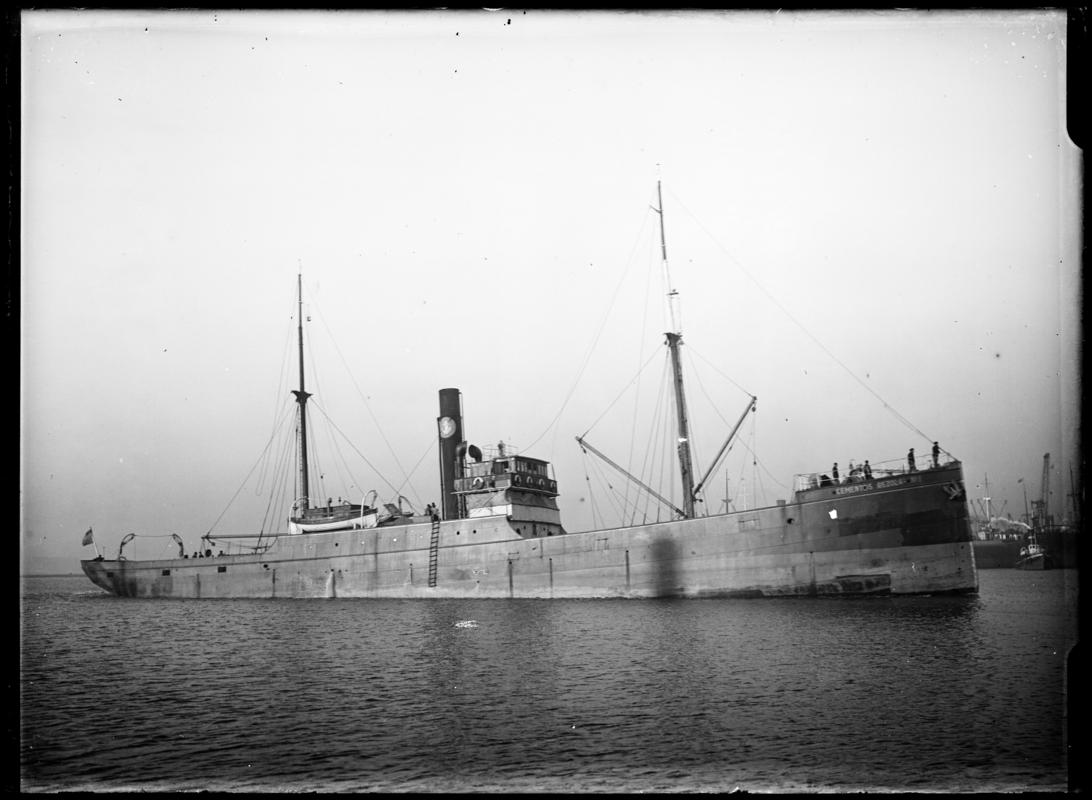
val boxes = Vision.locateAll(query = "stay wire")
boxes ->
[687,344,754,399]
[525,211,655,454]
[634,356,670,524]
[258,297,297,496]
[625,232,660,523]
[580,449,601,531]
[578,348,663,440]
[206,402,296,536]
[263,415,297,534]
[391,436,437,509]
[305,281,414,489]
[589,454,626,525]
[310,400,403,500]
[666,189,933,445]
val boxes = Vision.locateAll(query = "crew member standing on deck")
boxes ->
[932,441,940,468]
[832,462,840,483]
[864,460,872,480]
[908,448,916,472]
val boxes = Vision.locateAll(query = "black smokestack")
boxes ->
[437,388,464,521]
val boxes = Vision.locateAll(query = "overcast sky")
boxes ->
[21,9,1079,572]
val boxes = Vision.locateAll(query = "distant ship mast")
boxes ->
[653,181,697,518]
[292,273,312,513]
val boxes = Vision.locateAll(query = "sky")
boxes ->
[20,9,1080,573]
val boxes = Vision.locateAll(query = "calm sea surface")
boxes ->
[20,569,1080,793]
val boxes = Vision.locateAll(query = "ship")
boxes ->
[969,474,1031,569]
[81,184,979,599]
[1014,540,1054,570]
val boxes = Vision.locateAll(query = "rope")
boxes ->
[645,358,672,520]
[687,345,754,399]
[304,403,328,502]
[580,449,601,531]
[255,283,298,496]
[625,243,658,526]
[391,436,436,509]
[306,281,414,489]
[310,401,402,498]
[581,444,665,530]
[525,211,655,454]
[578,349,662,440]
[588,455,626,525]
[261,413,297,534]
[666,189,935,446]
[206,403,296,535]
[309,399,371,508]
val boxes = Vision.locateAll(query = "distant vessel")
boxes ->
[1014,541,1054,570]
[969,477,1029,569]
[81,185,978,599]
[1010,453,1069,570]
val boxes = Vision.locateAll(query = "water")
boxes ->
[20,569,1079,793]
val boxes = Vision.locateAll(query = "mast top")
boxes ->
[653,180,682,335]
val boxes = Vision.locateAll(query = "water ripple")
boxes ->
[20,570,1077,792]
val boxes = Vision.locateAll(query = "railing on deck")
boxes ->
[793,454,958,493]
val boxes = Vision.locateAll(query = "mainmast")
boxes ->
[653,181,697,518]
[291,273,312,512]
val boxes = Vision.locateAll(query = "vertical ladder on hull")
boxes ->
[427,518,441,587]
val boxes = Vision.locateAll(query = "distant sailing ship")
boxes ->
[81,184,978,599]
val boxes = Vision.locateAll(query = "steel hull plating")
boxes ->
[82,464,977,599]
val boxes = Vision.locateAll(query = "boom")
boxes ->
[576,435,686,519]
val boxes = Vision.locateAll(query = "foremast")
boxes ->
[291,273,312,513]
[654,180,697,518]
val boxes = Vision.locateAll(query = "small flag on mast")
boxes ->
[82,528,94,546]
